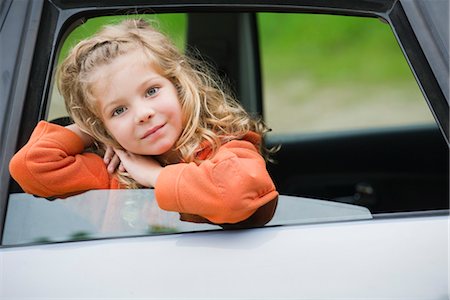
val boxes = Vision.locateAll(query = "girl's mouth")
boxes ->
[141,124,165,140]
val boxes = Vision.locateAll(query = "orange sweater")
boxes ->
[9,121,278,226]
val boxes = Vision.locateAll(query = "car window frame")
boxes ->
[390,0,449,143]
[2,0,447,244]
[0,0,44,244]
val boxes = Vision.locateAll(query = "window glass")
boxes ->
[4,191,371,246]
[4,190,217,246]
[258,13,435,135]
[47,14,187,122]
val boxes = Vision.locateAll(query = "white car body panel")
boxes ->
[1,214,448,299]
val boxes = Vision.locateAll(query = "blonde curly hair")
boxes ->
[57,18,270,188]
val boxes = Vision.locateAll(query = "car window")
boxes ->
[5,10,445,247]
[4,12,374,247]
[258,13,435,135]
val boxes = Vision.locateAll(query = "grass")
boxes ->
[258,13,415,84]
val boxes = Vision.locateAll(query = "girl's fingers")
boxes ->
[113,148,128,161]
[107,154,121,174]
[104,146,114,164]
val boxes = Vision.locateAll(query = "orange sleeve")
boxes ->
[9,121,113,197]
[154,139,278,224]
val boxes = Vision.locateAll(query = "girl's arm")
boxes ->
[65,123,94,148]
[154,138,278,225]
[9,121,114,197]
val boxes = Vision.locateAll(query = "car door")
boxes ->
[1,0,448,299]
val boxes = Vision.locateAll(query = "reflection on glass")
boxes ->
[4,190,372,246]
[4,189,218,246]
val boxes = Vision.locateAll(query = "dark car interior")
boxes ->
[267,125,448,214]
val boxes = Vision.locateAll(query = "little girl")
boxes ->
[9,19,278,228]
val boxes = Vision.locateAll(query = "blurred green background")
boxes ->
[259,14,410,84]
[59,13,408,83]
[58,14,187,63]
[256,13,432,133]
[52,13,433,133]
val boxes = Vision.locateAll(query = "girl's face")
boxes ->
[92,49,183,157]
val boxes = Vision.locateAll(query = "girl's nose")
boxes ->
[135,106,155,123]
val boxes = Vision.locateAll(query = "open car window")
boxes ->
[4,8,446,247]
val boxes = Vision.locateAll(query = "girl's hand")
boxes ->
[113,149,163,188]
[104,146,124,174]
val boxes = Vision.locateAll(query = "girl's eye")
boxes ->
[112,106,127,117]
[145,87,159,97]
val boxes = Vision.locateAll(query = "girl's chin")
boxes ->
[135,146,175,157]
[124,137,177,156]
